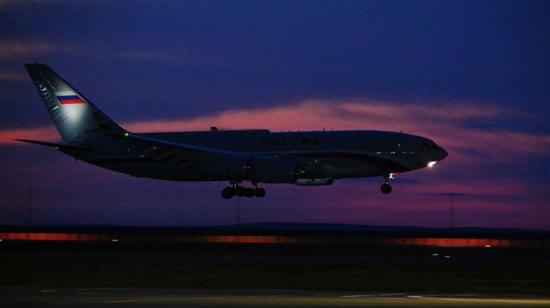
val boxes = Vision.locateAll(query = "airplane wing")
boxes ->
[280,151,409,173]
[122,133,251,165]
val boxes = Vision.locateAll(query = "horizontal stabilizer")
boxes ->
[15,139,96,152]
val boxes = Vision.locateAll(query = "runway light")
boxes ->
[427,161,437,168]
[123,132,130,137]
[485,244,492,248]
[111,238,119,242]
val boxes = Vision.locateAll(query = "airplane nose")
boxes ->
[438,147,448,161]
[426,147,447,168]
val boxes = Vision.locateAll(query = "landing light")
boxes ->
[427,161,437,168]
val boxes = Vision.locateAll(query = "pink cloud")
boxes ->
[123,99,550,165]
[250,180,549,229]
[0,71,26,81]
[0,126,58,144]
[0,40,53,59]
[400,176,545,198]
[3,99,549,168]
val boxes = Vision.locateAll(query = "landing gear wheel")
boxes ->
[254,187,266,198]
[380,183,392,194]
[235,186,245,197]
[221,187,235,199]
[244,188,255,198]
[222,183,267,199]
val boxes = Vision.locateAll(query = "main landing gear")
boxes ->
[380,173,394,194]
[221,183,266,199]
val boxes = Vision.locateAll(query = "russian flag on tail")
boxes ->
[57,95,84,104]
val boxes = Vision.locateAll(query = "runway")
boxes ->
[2,288,550,307]
[1,225,549,306]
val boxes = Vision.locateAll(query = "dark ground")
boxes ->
[1,243,550,294]
[1,226,550,306]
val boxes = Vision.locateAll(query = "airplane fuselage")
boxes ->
[71,129,447,184]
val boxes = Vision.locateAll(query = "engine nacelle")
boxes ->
[293,178,334,186]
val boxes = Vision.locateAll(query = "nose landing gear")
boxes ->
[380,173,394,194]
[380,182,392,194]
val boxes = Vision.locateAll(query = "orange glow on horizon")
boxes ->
[0,232,545,248]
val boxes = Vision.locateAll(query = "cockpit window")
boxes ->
[422,141,440,150]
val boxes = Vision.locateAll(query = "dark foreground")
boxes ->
[2,288,550,307]
[1,225,549,306]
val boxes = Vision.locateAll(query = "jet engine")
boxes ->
[293,178,334,186]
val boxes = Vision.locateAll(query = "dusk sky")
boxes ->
[1,0,549,229]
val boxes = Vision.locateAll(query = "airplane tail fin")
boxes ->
[25,64,125,144]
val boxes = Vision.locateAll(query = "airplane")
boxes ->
[19,64,448,199]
